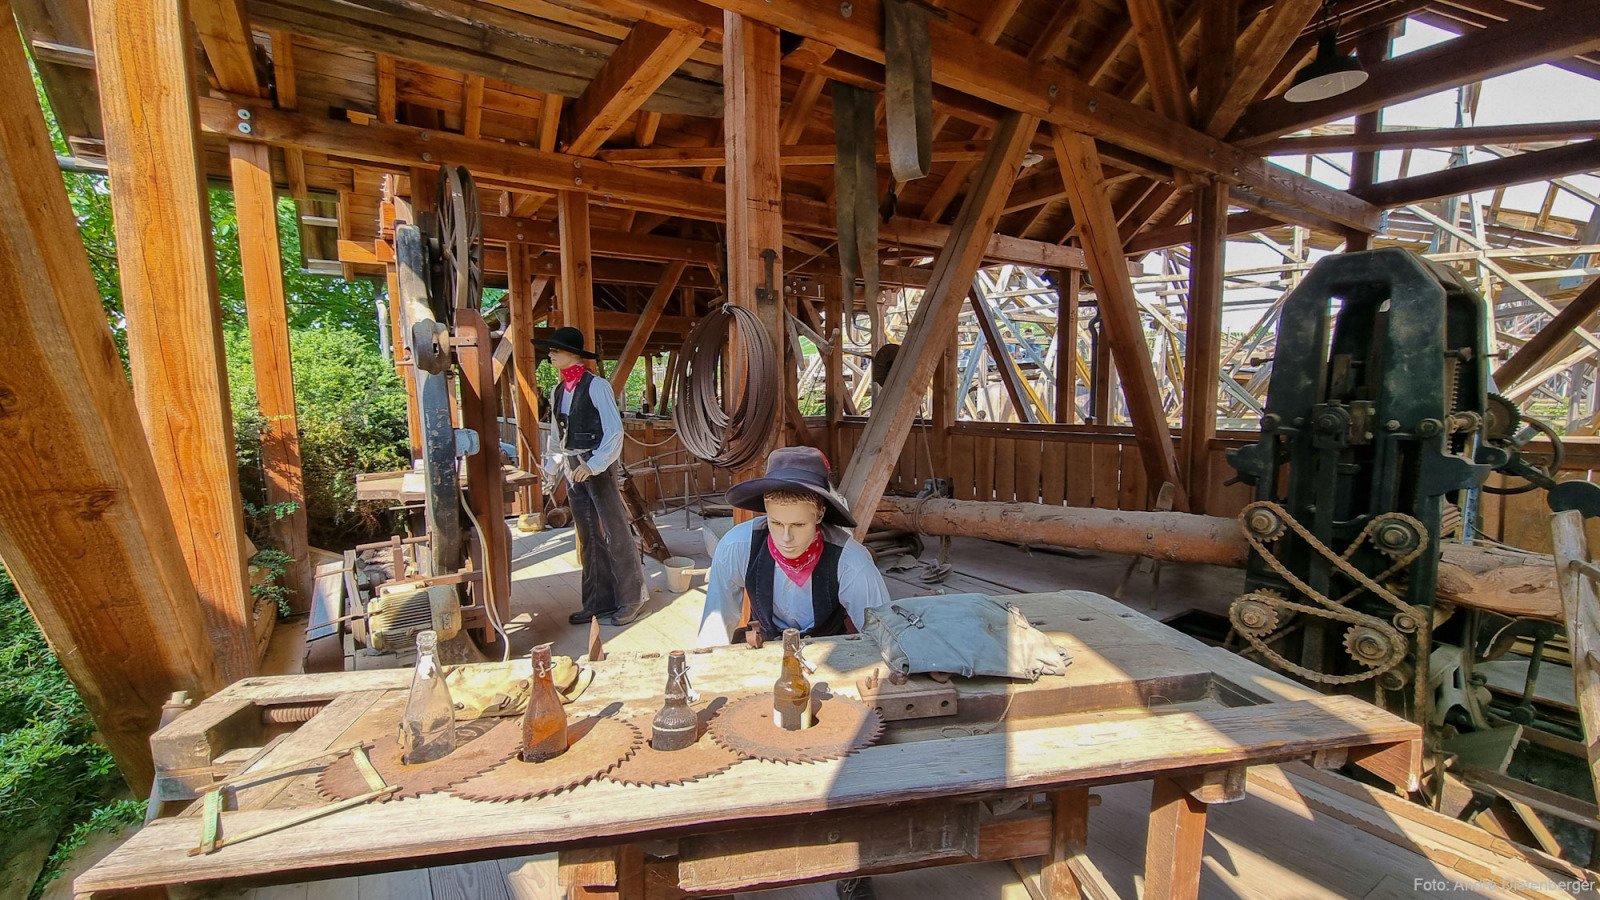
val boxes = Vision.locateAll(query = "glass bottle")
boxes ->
[651,651,699,751]
[399,630,457,764]
[773,628,813,731]
[520,643,569,762]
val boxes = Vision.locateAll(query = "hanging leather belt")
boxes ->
[832,81,878,321]
[883,0,933,183]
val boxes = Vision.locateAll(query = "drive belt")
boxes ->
[832,81,879,319]
[883,0,933,183]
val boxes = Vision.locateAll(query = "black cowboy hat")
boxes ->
[534,326,598,359]
[726,446,856,528]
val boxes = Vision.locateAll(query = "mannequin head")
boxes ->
[548,347,584,370]
[763,490,825,559]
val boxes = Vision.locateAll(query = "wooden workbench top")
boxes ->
[79,591,1421,896]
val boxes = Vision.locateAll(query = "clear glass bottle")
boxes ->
[773,628,813,731]
[520,643,569,762]
[399,630,457,764]
[651,651,699,751]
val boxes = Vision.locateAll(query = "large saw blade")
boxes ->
[707,692,883,765]
[606,703,742,788]
[449,713,642,802]
[318,718,504,801]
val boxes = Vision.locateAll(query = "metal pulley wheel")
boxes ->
[427,165,484,326]
[1483,411,1564,495]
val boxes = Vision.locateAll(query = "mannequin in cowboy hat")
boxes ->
[695,446,890,648]
[536,326,647,627]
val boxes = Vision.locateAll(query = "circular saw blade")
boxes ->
[318,718,505,801]
[708,692,883,764]
[449,713,642,802]
[606,702,743,788]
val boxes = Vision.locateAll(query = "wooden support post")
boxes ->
[723,11,786,495]
[1053,126,1186,512]
[558,191,597,358]
[1039,787,1091,898]
[0,21,224,791]
[1145,775,1209,900]
[386,264,424,462]
[1090,311,1112,424]
[1551,509,1600,817]
[840,112,1040,538]
[229,141,312,611]
[508,246,545,514]
[824,278,845,467]
[931,333,956,475]
[1056,269,1080,425]
[1182,182,1226,515]
[613,261,687,399]
[1344,27,1393,252]
[92,0,258,680]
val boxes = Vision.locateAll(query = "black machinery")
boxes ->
[1226,249,1600,739]
[321,166,511,667]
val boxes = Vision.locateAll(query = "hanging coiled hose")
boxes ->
[670,302,778,471]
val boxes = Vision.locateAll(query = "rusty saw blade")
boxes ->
[449,713,642,802]
[707,692,883,764]
[318,718,504,801]
[606,701,743,788]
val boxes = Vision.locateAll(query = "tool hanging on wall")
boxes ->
[833,81,878,335]
[883,0,934,183]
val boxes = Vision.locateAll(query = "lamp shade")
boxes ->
[1285,30,1368,103]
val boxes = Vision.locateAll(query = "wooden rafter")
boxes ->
[1353,141,1600,210]
[1231,0,1600,144]
[1496,278,1600,389]
[191,0,264,96]
[1125,0,1194,123]
[1205,0,1321,137]
[1267,121,1600,155]
[564,21,706,156]
[558,191,597,349]
[612,261,688,398]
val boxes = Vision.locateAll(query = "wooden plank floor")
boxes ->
[83,513,1518,899]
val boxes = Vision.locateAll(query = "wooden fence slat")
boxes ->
[974,436,995,503]
[952,433,976,501]
[1041,441,1067,506]
[1119,442,1147,511]
[1091,443,1121,510]
[1016,439,1043,506]
[1066,441,1092,508]
[993,437,1016,504]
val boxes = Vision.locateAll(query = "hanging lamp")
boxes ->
[1284,1,1369,103]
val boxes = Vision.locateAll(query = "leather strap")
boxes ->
[832,81,879,318]
[883,0,933,182]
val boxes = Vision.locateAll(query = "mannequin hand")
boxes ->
[570,463,594,483]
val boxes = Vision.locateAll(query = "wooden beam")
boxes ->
[1205,0,1321,136]
[461,74,485,139]
[1352,141,1600,210]
[1055,269,1079,425]
[268,30,308,199]
[1496,278,1600,388]
[507,247,545,512]
[640,0,1380,233]
[0,19,223,791]
[723,11,786,477]
[1265,121,1600,156]
[565,21,706,157]
[376,53,396,124]
[612,261,688,398]
[92,0,258,681]
[1230,0,1600,144]
[1125,0,1194,124]
[1182,182,1226,514]
[598,139,994,167]
[779,70,827,145]
[1195,0,1239,127]
[1053,126,1186,511]
[557,191,597,352]
[229,141,312,612]
[840,111,1040,539]
[191,0,263,96]
[1145,776,1209,900]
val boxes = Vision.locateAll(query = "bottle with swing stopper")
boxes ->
[520,643,569,762]
[651,651,699,750]
[773,628,813,731]
[399,630,457,764]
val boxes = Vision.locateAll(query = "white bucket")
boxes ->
[664,556,697,592]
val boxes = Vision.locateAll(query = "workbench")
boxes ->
[77,591,1421,899]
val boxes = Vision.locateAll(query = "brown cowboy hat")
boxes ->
[725,446,855,528]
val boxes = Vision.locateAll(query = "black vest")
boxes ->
[742,527,848,638]
[551,371,604,459]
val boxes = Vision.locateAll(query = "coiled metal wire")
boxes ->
[670,302,778,471]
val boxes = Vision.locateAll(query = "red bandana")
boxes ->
[560,364,586,393]
[769,530,825,586]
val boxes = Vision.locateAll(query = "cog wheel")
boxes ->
[606,706,743,787]
[449,713,642,802]
[1484,392,1521,443]
[318,718,503,801]
[1230,590,1288,637]
[1371,516,1423,559]
[1344,624,1401,669]
[1242,505,1286,542]
[708,693,883,764]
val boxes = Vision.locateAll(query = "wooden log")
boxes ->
[230,140,312,612]
[92,0,257,680]
[0,19,223,790]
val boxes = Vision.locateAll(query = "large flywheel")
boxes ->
[433,165,483,324]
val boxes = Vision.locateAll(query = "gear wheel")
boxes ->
[606,707,743,787]
[318,718,504,801]
[1371,516,1423,559]
[1484,392,1521,442]
[1230,590,1288,637]
[1344,625,1401,669]
[708,693,883,764]
[449,713,642,802]
[1242,506,1286,542]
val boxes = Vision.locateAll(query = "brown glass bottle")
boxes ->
[772,628,813,731]
[651,651,699,751]
[520,643,569,762]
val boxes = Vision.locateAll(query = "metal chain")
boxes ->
[1232,501,1429,684]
